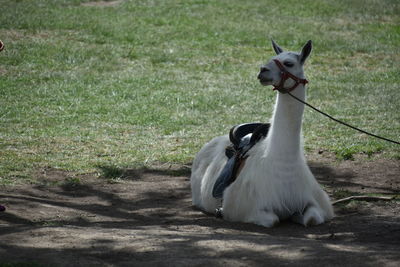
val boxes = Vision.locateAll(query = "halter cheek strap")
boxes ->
[273,59,308,93]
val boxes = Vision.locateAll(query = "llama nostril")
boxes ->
[258,67,269,80]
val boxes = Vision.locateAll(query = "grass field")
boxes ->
[0,0,399,184]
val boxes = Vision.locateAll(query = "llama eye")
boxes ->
[284,62,294,67]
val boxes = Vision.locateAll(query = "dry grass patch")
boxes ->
[81,0,124,7]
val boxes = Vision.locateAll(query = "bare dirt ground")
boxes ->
[1,153,399,266]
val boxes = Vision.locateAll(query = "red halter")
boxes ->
[272,59,308,93]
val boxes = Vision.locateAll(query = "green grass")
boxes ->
[1,0,399,183]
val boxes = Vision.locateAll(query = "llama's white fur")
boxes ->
[190,40,334,227]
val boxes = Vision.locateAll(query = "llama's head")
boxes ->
[257,40,312,92]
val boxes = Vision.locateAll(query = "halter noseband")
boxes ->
[272,59,308,93]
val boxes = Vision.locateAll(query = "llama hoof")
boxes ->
[215,208,223,218]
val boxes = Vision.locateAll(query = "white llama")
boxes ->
[190,40,334,227]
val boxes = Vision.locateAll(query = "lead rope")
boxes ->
[287,92,400,145]
[287,90,398,207]
[0,40,5,212]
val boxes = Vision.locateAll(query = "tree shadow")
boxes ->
[1,163,399,266]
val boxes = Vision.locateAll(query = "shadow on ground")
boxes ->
[0,158,399,266]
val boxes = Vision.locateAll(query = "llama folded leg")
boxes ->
[248,210,280,228]
[291,206,324,226]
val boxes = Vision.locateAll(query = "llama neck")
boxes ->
[266,86,306,159]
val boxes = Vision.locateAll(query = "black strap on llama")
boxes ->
[212,122,270,198]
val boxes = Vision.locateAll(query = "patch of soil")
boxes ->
[0,156,399,266]
[81,0,123,7]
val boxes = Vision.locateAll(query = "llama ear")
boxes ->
[271,39,283,55]
[300,40,312,64]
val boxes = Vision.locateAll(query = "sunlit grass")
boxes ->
[0,0,399,183]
